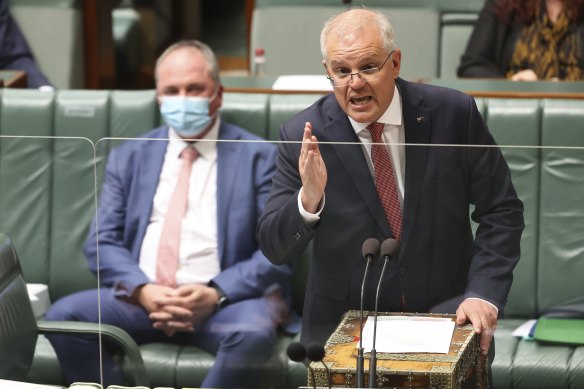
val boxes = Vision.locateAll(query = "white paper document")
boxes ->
[271,75,333,91]
[27,283,51,318]
[360,315,455,354]
[512,319,537,338]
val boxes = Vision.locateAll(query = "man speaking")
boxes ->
[257,7,524,368]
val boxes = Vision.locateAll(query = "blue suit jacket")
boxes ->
[84,121,296,323]
[258,78,524,343]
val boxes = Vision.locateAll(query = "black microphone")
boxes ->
[368,238,400,388]
[287,342,316,389]
[357,238,380,388]
[306,342,331,389]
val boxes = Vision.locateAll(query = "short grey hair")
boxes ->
[155,40,220,86]
[319,8,397,60]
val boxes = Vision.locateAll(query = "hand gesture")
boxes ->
[299,122,327,213]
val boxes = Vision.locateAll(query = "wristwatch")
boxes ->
[216,293,229,311]
[211,284,229,311]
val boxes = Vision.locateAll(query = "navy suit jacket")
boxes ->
[84,121,297,330]
[258,78,524,343]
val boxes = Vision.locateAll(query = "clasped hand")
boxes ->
[137,283,219,337]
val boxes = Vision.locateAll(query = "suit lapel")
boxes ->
[135,128,168,246]
[216,123,242,266]
[322,99,391,236]
[397,79,431,250]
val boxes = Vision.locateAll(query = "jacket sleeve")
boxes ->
[212,144,296,302]
[83,148,150,298]
[257,124,317,266]
[463,94,525,310]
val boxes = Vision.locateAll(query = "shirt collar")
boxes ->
[168,116,220,161]
[349,85,402,135]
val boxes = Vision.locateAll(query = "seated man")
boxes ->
[46,40,298,389]
[0,0,53,88]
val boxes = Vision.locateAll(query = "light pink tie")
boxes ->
[367,122,403,242]
[156,146,199,287]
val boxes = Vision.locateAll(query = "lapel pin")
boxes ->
[416,116,425,124]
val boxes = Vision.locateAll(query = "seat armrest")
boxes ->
[37,320,149,387]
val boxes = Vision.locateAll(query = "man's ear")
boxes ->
[391,49,402,79]
[210,84,224,116]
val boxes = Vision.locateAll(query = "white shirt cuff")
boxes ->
[465,297,499,313]
[297,187,325,224]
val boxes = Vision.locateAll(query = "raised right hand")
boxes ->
[299,122,327,213]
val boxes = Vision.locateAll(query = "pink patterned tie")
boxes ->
[156,146,199,287]
[367,122,403,242]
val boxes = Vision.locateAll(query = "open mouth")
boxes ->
[350,96,372,106]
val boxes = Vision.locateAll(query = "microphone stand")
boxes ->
[357,238,380,388]
[369,238,399,388]
[286,342,316,389]
[306,343,331,389]
[368,256,390,388]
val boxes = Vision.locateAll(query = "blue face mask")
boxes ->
[160,94,217,138]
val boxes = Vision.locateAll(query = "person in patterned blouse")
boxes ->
[458,0,584,81]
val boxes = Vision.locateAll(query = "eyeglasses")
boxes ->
[326,50,395,88]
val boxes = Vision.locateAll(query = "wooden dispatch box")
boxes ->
[309,310,488,388]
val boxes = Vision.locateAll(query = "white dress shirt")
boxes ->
[299,85,405,222]
[139,120,221,286]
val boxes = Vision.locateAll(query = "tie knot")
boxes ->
[367,122,385,143]
[181,146,198,163]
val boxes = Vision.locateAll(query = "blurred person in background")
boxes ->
[458,0,584,81]
[0,0,53,88]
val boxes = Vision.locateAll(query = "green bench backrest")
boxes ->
[0,90,271,302]
[268,94,325,140]
[485,99,540,318]
[0,90,54,294]
[539,99,584,313]
[221,93,270,139]
[51,91,109,298]
[0,88,581,321]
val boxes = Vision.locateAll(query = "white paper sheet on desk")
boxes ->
[271,75,333,91]
[360,316,455,354]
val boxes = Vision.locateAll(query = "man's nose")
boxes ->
[349,73,366,89]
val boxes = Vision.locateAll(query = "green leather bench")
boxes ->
[0,88,309,389]
[1,88,584,388]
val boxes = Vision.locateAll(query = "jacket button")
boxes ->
[293,231,303,240]
[399,267,406,277]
